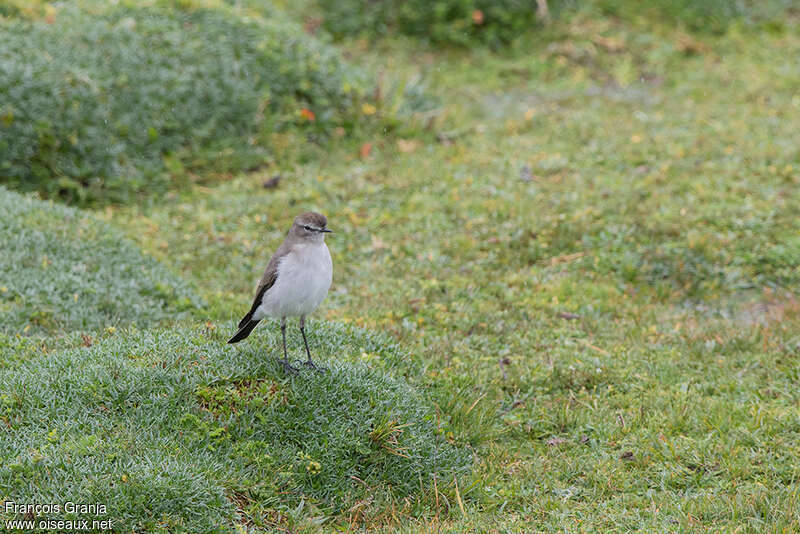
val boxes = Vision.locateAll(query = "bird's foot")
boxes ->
[296,359,328,373]
[278,358,299,375]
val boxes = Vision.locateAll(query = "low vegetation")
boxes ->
[317,0,545,46]
[315,0,794,46]
[1,0,799,531]
[0,324,470,530]
[0,2,361,204]
[113,6,800,530]
[0,187,199,337]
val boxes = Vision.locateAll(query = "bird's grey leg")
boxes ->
[279,317,297,374]
[299,315,325,372]
[299,315,315,367]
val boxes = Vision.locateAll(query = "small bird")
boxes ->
[228,212,333,372]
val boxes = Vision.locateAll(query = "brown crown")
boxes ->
[295,212,327,229]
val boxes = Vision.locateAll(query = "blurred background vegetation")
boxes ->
[1,0,795,205]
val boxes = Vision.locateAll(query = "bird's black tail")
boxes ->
[228,319,260,344]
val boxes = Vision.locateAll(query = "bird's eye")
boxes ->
[303,225,312,231]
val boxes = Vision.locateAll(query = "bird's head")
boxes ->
[290,212,331,243]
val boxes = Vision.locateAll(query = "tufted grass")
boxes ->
[0,187,200,338]
[0,322,471,530]
[0,2,363,205]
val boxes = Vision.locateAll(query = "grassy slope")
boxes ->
[107,10,800,531]
[0,323,469,531]
[0,187,200,337]
[0,1,363,205]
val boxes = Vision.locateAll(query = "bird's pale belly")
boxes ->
[253,243,332,319]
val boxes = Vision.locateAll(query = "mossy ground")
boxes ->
[0,323,470,531]
[0,1,365,204]
[0,187,199,337]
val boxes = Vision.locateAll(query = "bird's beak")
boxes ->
[320,228,332,233]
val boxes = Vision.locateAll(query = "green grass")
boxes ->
[0,187,200,337]
[316,0,544,47]
[0,323,470,530]
[2,2,800,531]
[312,0,794,46]
[0,2,363,204]
[109,9,800,531]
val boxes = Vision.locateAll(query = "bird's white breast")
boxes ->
[253,242,332,319]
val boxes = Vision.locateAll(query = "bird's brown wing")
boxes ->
[237,241,291,328]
